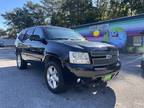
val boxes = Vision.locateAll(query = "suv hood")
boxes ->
[56,40,115,51]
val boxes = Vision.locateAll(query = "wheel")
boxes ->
[16,52,27,69]
[45,61,66,94]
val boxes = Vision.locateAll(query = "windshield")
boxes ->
[45,27,85,40]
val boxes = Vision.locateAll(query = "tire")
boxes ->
[45,61,66,94]
[16,52,27,69]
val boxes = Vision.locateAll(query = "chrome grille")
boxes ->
[90,51,117,57]
[90,51,118,66]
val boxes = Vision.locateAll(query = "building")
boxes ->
[73,14,144,53]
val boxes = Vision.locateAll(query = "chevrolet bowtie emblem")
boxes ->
[106,55,112,59]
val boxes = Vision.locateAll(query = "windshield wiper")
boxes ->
[69,38,82,40]
[50,38,83,40]
[50,38,70,40]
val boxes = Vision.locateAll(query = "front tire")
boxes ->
[45,61,66,94]
[16,52,27,69]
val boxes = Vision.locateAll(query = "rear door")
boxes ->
[16,29,29,60]
[15,29,27,48]
[21,27,35,60]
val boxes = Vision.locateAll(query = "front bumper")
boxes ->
[66,61,121,79]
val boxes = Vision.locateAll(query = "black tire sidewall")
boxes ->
[16,52,27,69]
[45,61,66,94]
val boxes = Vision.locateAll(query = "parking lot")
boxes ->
[0,47,144,108]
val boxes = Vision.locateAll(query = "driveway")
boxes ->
[0,47,144,108]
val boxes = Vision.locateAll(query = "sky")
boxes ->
[0,0,40,29]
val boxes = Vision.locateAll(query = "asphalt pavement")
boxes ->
[0,47,144,108]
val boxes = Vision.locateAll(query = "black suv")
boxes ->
[15,26,121,93]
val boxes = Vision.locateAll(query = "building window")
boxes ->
[133,36,142,46]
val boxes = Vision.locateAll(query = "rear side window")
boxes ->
[18,29,27,41]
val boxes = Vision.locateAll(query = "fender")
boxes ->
[42,52,66,68]
[42,41,70,67]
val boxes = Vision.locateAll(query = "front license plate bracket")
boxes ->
[102,74,112,81]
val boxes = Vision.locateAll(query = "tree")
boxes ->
[2,0,144,38]
[93,0,110,20]
[51,0,100,27]
[40,0,63,24]
[108,0,129,19]
[1,1,46,37]
[41,0,62,16]
[125,0,144,15]
[0,28,6,37]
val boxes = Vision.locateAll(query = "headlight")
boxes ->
[69,51,90,64]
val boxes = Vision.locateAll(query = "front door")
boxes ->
[27,27,46,61]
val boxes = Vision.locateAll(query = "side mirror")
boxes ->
[30,35,41,41]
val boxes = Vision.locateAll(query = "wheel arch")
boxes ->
[44,53,77,85]
[43,54,64,68]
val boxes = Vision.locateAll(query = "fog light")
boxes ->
[116,62,120,66]
[77,78,81,83]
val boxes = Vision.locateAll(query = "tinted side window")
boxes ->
[25,28,34,40]
[33,28,44,39]
[18,29,27,41]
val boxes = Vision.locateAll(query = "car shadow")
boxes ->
[60,84,116,108]
[0,63,116,108]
